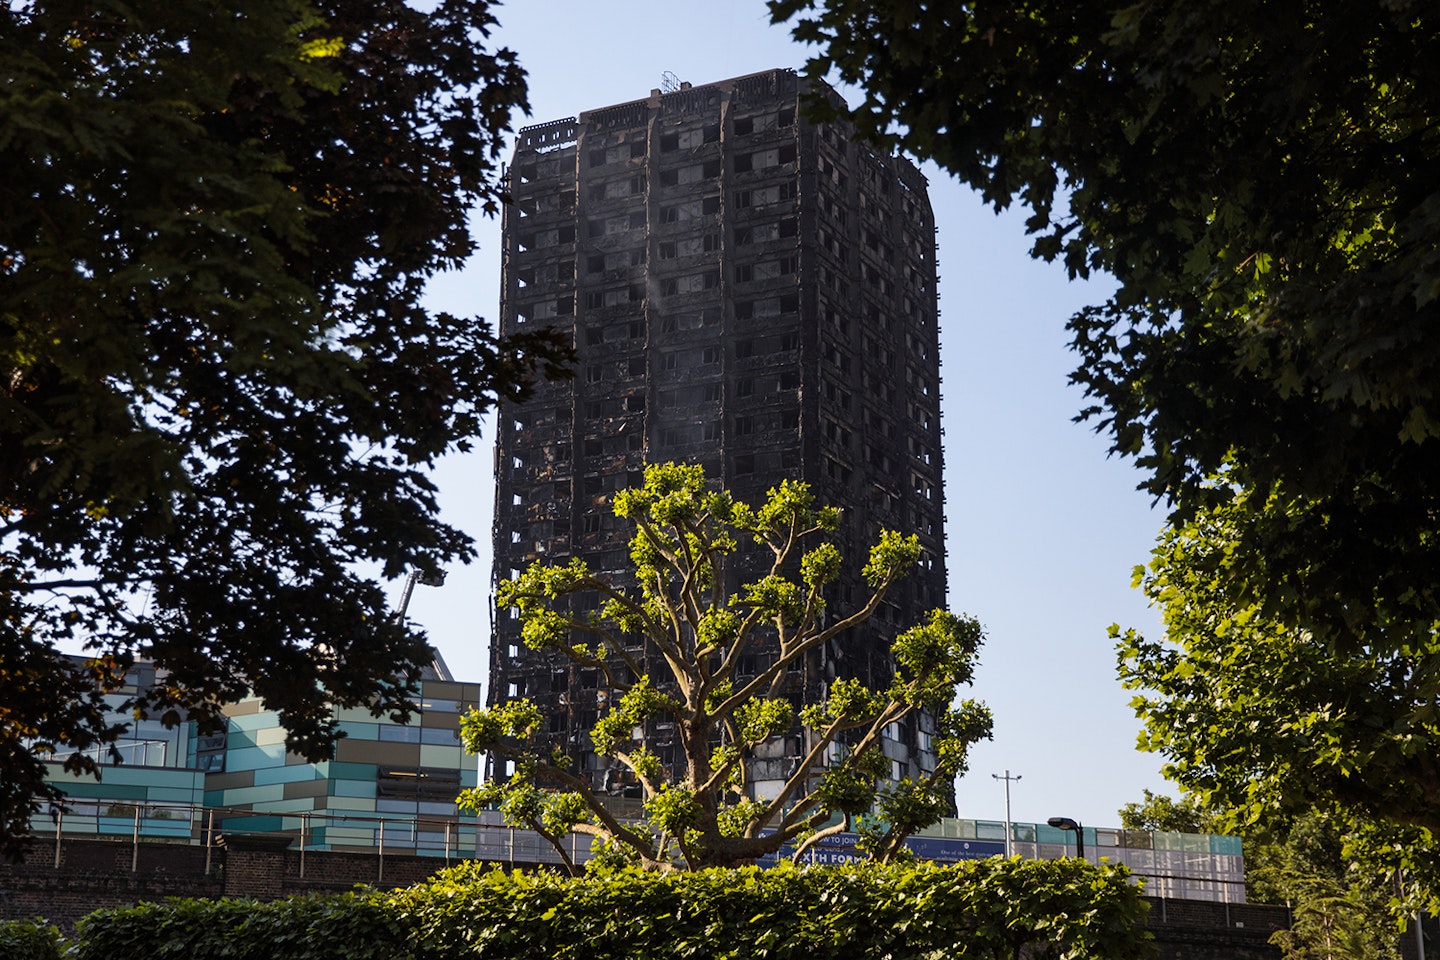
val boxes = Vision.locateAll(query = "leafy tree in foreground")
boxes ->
[1117,504,1440,914]
[460,463,992,872]
[0,0,570,857]
[768,0,1440,656]
[769,0,1440,889]
[1119,793,1403,959]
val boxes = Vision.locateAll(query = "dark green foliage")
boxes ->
[771,0,1440,753]
[767,0,1440,914]
[1117,508,1440,911]
[768,0,1440,658]
[1250,813,1403,960]
[70,893,413,960]
[0,0,570,857]
[0,919,63,960]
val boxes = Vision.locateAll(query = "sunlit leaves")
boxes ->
[862,531,921,587]
[458,700,542,754]
[734,697,793,745]
[1118,495,1440,908]
[474,465,989,871]
[589,678,670,757]
[644,784,701,835]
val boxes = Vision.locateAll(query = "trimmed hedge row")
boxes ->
[0,919,63,960]
[44,859,1152,959]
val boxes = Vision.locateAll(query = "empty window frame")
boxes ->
[661,196,721,222]
[733,144,797,173]
[659,159,721,187]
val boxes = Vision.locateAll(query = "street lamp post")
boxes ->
[992,770,1021,857]
[1047,816,1085,862]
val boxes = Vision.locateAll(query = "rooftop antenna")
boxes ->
[659,71,682,94]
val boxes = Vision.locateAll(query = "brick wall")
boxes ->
[1144,897,1288,960]
[0,836,457,930]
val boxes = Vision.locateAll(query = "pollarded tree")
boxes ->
[460,463,992,872]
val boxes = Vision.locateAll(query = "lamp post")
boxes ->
[992,770,1021,857]
[1047,816,1085,862]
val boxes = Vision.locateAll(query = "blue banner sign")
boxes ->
[758,831,1007,866]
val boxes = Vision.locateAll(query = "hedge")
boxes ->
[0,919,63,960]
[57,858,1151,960]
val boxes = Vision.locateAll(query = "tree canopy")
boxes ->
[1117,791,1405,957]
[0,0,570,856]
[1118,507,1440,912]
[768,0,1440,658]
[1116,789,1213,836]
[770,0,1440,905]
[460,463,991,872]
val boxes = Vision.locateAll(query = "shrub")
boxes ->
[64,859,1151,959]
[0,919,63,960]
[390,858,1152,959]
[70,892,413,960]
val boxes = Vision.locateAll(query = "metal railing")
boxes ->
[33,800,1249,903]
[35,799,493,880]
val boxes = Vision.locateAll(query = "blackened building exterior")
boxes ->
[490,69,946,805]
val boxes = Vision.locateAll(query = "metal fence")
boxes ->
[36,799,489,879]
[33,800,1248,902]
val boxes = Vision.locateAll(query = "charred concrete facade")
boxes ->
[490,69,946,805]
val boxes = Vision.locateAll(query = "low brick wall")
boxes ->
[1145,897,1288,960]
[0,836,462,929]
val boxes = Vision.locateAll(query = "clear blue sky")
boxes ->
[414,1,1176,831]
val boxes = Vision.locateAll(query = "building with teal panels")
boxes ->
[201,671,483,855]
[34,659,483,856]
[33,660,208,841]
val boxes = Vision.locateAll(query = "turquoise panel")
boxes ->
[97,816,141,834]
[99,767,201,789]
[332,780,377,799]
[219,814,284,832]
[240,797,322,815]
[61,783,146,800]
[1035,825,1074,844]
[146,786,205,803]
[253,764,323,787]
[337,721,381,740]
[226,744,288,772]
[227,731,258,751]
[1210,835,1243,856]
[228,712,284,734]
[326,762,378,781]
